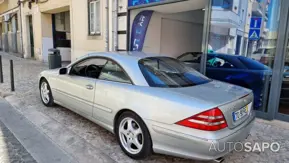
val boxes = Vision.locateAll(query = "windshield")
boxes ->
[238,56,270,70]
[139,57,212,88]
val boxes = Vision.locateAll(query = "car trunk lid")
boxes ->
[167,80,253,129]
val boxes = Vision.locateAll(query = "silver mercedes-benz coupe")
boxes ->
[39,52,255,161]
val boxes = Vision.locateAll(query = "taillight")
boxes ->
[176,108,228,131]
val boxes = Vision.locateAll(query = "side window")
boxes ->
[88,0,101,35]
[207,57,234,68]
[98,61,132,84]
[70,58,107,78]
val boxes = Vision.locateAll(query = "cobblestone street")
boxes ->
[0,120,36,163]
[0,52,289,163]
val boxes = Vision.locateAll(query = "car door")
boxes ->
[55,57,108,116]
[92,60,133,126]
[206,56,243,83]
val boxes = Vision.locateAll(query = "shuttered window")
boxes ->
[89,0,101,35]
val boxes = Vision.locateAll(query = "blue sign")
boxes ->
[128,0,166,7]
[250,17,262,29]
[249,29,261,40]
[130,10,154,51]
[249,17,262,40]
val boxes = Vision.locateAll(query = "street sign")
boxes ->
[249,29,261,40]
[249,17,262,40]
[250,17,262,29]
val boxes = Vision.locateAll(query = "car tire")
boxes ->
[116,111,152,160]
[39,79,54,107]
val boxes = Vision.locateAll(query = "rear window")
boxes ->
[139,57,211,88]
[238,56,270,70]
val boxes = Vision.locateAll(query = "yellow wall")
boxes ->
[70,0,106,60]
[0,0,8,14]
[21,0,70,60]
[0,0,18,14]
[20,0,108,61]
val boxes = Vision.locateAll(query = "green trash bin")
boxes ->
[48,48,62,69]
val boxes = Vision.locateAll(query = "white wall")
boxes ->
[130,10,204,58]
[160,18,203,58]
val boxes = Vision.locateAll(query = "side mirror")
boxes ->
[59,68,67,75]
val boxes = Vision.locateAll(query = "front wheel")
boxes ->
[40,79,54,107]
[116,111,152,160]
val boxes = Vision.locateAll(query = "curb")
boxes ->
[0,91,13,98]
[0,97,77,163]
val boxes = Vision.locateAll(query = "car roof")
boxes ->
[84,51,164,61]
[69,51,166,86]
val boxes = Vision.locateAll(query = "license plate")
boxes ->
[233,105,249,121]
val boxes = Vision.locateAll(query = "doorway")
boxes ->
[235,35,242,55]
[52,11,71,62]
[129,0,208,70]
[28,15,34,58]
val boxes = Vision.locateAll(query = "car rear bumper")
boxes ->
[146,111,255,161]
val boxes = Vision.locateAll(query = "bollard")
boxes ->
[10,60,15,92]
[0,56,3,83]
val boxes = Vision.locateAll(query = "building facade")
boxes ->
[0,0,23,56]
[18,0,111,62]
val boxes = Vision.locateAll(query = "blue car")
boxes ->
[178,52,272,109]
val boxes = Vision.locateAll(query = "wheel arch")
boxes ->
[39,76,47,89]
[113,108,147,134]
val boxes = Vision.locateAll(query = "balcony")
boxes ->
[252,1,263,17]
[211,8,240,28]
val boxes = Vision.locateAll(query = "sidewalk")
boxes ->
[0,51,289,163]
[0,117,36,163]
[0,98,75,163]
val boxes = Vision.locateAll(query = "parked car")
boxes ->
[39,52,255,161]
[178,52,272,109]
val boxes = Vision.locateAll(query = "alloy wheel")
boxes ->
[41,82,50,104]
[119,117,144,154]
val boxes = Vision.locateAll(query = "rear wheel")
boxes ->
[116,111,152,160]
[40,79,54,107]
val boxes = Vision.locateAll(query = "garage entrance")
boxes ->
[128,0,209,71]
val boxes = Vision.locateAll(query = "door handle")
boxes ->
[86,84,94,90]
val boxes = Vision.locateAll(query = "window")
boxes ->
[70,58,107,78]
[178,53,202,63]
[99,61,132,84]
[89,0,101,35]
[212,0,233,9]
[139,57,211,88]
[207,57,235,68]
[55,12,70,32]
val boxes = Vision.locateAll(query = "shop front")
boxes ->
[126,0,289,122]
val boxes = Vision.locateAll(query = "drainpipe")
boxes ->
[19,1,24,57]
[113,0,118,51]
[105,0,109,51]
